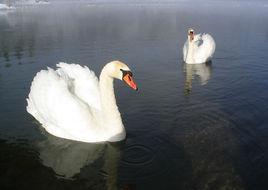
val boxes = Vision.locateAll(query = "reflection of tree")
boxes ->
[1,43,12,67]
[0,13,37,67]
[2,45,10,62]
[27,20,37,58]
[28,34,35,58]
[14,36,24,64]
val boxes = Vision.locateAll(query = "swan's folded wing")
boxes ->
[194,33,203,47]
[194,34,202,43]
[56,62,101,111]
[26,68,99,141]
[195,34,216,63]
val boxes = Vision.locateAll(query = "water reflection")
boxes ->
[183,62,212,94]
[37,132,123,189]
[0,10,36,66]
[118,135,192,189]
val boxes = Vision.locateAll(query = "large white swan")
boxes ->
[183,28,216,64]
[26,61,138,143]
[0,3,15,10]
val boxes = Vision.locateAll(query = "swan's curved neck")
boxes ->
[99,68,124,139]
[186,39,195,64]
[99,71,120,119]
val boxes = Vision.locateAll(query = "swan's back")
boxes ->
[56,63,101,110]
[195,33,215,63]
[183,33,216,64]
[26,63,104,142]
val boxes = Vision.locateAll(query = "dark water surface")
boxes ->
[0,1,268,190]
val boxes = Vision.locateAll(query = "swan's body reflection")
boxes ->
[37,132,123,189]
[184,62,212,94]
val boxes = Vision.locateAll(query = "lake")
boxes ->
[0,1,268,189]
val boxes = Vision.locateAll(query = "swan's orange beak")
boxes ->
[123,73,138,91]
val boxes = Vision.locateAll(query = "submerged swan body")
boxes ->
[27,61,137,143]
[183,28,216,64]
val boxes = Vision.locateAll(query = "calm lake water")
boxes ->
[0,1,268,189]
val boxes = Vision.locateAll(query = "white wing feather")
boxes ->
[26,64,103,141]
[195,33,215,63]
[183,33,215,64]
[56,62,101,110]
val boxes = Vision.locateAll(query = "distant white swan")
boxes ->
[27,61,138,143]
[16,0,50,5]
[183,28,215,64]
[0,3,15,10]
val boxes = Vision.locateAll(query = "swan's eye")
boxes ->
[120,69,133,78]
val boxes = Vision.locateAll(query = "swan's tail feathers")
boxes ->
[56,62,101,110]
[26,97,38,120]
[26,69,59,125]
[26,97,37,118]
[202,34,216,59]
[195,34,216,63]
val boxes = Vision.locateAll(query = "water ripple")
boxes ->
[119,136,183,181]
[121,144,155,166]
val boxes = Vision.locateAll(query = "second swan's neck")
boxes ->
[186,40,195,64]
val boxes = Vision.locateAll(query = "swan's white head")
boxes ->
[104,60,138,91]
[188,28,194,41]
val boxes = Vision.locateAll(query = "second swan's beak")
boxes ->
[189,32,194,41]
[122,72,138,91]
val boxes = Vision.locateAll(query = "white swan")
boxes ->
[0,3,15,10]
[183,28,216,64]
[26,61,138,143]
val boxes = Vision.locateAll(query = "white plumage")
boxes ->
[27,61,137,143]
[183,29,216,64]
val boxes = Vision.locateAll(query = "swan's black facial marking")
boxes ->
[120,69,133,79]
[188,30,194,41]
[120,69,138,91]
